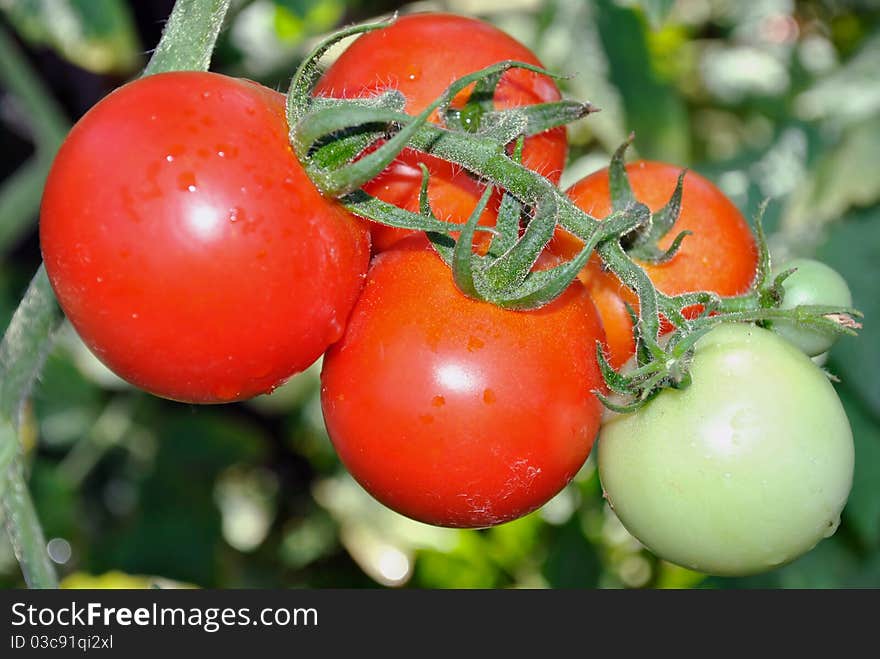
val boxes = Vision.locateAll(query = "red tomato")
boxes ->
[320,240,606,528]
[40,71,370,403]
[314,12,567,251]
[550,161,758,368]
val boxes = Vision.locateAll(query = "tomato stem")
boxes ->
[0,0,236,589]
[142,0,231,77]
[0,266,62,588]
[287,18,863,412]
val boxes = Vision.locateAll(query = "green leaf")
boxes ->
[518,100,595,137]
[542,517,601,588]
[817,207,880,417]
[594,0,689,162]
[451,185,494,300]
[3,0,141,74]
[0,24,70,255]
[836,386,880,549]
[484,192,558,294]
[0,157,52,255]
[632,0,675,29]
[795,28,880,126]
[29,460,78,538]
[608,137,635,212]
[0,25,69,150]
[629,168,685,255]
[487,191,522,259]
[783,117,880,230]
[340,190,475,235]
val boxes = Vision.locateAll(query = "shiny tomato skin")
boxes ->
[320,240,606,528]
[315,12,567,251]
[598,323,854,576]
[40,71,370,403]
[551,161,759,367]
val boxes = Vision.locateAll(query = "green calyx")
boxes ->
[282,15,862,412]
[606,137,691,264]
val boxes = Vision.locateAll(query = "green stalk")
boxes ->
[3,461,57,589]
[0,0,233,588]
[290,60,862,409]
[0,267,62,588]
[142,0,231,76]
[296,105,599,238]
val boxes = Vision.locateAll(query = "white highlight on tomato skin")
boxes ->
[434,362,480,395]
[183,201,224,243]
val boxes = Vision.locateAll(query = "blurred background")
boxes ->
[1,0,879,589]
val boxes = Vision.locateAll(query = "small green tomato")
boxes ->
[597,323,854,577]
[770,258,852,356]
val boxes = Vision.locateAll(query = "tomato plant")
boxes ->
[320,240,606,528]
[551,161,759,368]
[3,0,865,591]
[769,258,853,356]
[597,323,854,576]
[314,12,567,251]
[39,71,370,403]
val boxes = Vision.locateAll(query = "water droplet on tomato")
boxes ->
[215,144,237,159]
[483,389,496,404]
[431,395,445,407]
[178,172,197,192]
[131,313,139,320]
[228,207,245,223]
[328,316,344,342]
[467,336,485,352]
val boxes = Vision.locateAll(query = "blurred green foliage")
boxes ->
[0,0,879,589]
[2,0,141,74]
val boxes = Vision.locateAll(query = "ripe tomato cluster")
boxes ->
[39,12,857,576]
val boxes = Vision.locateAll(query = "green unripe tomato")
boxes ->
[597,323,854,576]
[770,258,852,356]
